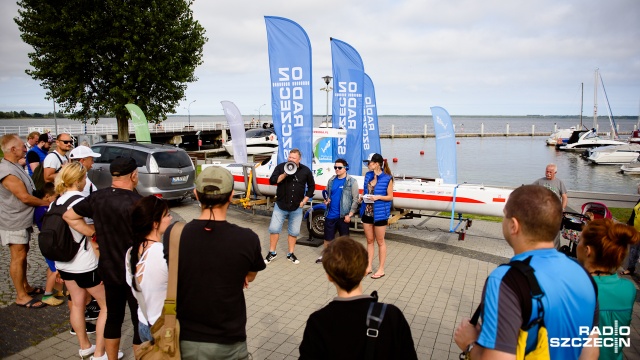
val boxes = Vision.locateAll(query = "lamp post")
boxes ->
[257,104,266,121]
[187,99,196,127]
[321,76,333,124]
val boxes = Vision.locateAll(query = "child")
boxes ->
[34,182,65,306]
[299,237,417,359]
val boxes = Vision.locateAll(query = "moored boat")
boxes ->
[557,129,626,152]
[546,127,576,146]
[223,128,278,156]
[586,144,640,164]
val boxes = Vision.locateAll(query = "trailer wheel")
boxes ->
[309,210,325,239]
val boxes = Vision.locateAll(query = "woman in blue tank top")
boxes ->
[359,153,393,279]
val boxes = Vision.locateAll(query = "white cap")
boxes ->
[69,145,101,160]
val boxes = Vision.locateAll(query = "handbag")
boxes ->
[134,222,185,360]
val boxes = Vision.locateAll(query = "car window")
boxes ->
[91,146,107,163]
[100,146,132,163]
[153,150,193,168]
[130,150,148,168]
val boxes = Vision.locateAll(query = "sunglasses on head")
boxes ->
[59,140,73,144]
[334,166,344,170]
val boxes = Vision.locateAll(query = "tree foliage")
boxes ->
[15,0,207,140]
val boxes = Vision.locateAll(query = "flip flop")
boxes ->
[27,287,45,296]
[365,271,372,276]
[16,298,46,309]
[371,273,385,279]
[619,270,634,276]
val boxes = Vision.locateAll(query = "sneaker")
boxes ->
[79,344,96,358]
[70,322,97,335]
[264,252,277,264]
[41,295,64,306]
[315,256,322,264]
[85,300,100,321]
[90,351,122,360]
[287,253,300,264]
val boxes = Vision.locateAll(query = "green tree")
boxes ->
[15,0,207,140]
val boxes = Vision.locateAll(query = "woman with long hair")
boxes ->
[125,196,172,343]
[359,153,393,279]
[53,162,106,359]
[577,218,640,360]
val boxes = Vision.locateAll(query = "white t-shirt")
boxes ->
[82,177,98,197]
[125,242,168,326]
[53,191,98,273]
[43,150,69,171]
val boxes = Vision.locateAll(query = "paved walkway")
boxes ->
[1,199,640,359]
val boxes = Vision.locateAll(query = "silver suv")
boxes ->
[88,142,195,201]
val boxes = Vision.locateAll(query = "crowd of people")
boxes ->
[2,131,640,359]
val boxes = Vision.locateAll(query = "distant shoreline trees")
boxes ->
[0,111,66,119]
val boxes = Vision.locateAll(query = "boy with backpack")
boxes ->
[299,237,417,359]
[34,182,64,306]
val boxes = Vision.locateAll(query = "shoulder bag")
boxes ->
[134,222,185,360]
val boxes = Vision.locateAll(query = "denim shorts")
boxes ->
[268,203,303,237]
[139,321,152,343]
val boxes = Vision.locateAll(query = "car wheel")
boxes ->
[309,210,325,239]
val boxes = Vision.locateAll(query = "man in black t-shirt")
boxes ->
[163,166,265,359]
[64,157,142,359]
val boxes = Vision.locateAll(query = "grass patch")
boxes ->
[437,208,633,224]
[609,207,632,223]
[437,211,503,223]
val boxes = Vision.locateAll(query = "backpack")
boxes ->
[31,163,45,192]
[38,195,86,262]
[467,258,551,360]
[32,152,65,192]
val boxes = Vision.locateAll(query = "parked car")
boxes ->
[88,142,195,201]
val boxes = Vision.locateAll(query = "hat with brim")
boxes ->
[363,153,384,165]
[110,157,137,176]
[196,166,234,195]
[69,146,101,160]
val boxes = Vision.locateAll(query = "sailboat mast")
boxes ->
[593,68,598,130]
[580,82,583,128]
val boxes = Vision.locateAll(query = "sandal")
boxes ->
[371,273,386,279]
[16,298,46,309]
[27,287,45,296]
[620,269,634,276]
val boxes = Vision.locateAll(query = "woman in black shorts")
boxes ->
[359,153,393,279]
[54,162,106,359]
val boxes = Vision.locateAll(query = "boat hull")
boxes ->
[207,156,512,217]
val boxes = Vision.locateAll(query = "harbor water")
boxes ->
[2,115,639,195]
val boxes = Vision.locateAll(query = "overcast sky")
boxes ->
[1,0,639,116]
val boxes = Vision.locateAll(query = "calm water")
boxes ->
[3,115,639,194]
[382,136,638,194]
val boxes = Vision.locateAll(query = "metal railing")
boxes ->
[0,121,241,137]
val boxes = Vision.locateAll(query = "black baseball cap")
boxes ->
[110,157,137,176]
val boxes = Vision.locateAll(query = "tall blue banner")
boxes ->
[363,73,381,161]
[431,106,457,184]
[265,16,313,168]
[331,38,364,175]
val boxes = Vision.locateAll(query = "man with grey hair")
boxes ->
[0,134,50,308]
[532,163,568,249]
